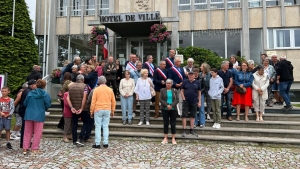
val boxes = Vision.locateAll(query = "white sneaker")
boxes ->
[215,123,221,129]
[146,121,150,125]
[132,113,136,118]
[10,134,20,140]
[212,123,216,128]
[45,111,50,115]
[207,114,211,120]
[249,109,252,114]
[16,131,21,137]
[138,121,143,125]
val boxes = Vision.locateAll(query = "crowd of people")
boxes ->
[0,50,294,153]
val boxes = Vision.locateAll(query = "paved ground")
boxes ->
[0,138,299,169]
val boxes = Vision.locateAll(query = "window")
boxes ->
[99,0,109,15]
[248,0,261,8]
[268,29,300,49]
[179,0,191,11]
[211,0,224,9]
[71,0,81,16]
[228,0,241,8]
[86,0,95,15]
[266,0,279,6]
[194,0,207,10]
[284,0,300,5]
[58,0,68,16]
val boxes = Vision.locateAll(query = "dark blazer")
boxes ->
[165,57,174,69]
[167,66,186,89]
[62,62,74,75]
[142,62,156,78]
[160,88,179,111]
[153,68,168,92]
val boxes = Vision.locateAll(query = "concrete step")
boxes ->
[46,109,300,121]
[42,120,300,138]
[42,129,300,145]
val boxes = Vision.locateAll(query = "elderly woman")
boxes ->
[247,60,256,73]
[263,58,276,107]
[135,69,153,126]
[119,70,135,125]
[71,65,78,82]
[23,80,51,155]
[85,65,98,89]
[252,65,269,122]
[232,61,254,121]
[184,58,194,76]
[160,79,179,145]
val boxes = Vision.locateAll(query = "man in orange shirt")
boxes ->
[90,76,116,149]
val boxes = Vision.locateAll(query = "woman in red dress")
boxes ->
[232,61,254,121]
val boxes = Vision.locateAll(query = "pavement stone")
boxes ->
[0,138,299,168]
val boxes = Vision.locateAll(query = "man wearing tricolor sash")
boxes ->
[125,54,137,72]
[153,61,167,118]
[142,55,156,80]
[167,57,186,90]
[165,50,176,69]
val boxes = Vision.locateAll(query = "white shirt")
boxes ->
[125,62,137,72]
[134,78,152,100]
[119,78,135,97]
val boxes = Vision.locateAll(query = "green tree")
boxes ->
[177,46,224,69]
[0,0,38,95]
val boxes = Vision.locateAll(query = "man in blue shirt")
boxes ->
[130,61,142,116]
[181,72,201,137]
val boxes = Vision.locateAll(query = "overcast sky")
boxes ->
[25,0,36,33]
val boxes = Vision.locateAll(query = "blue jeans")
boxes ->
[94,110,110,145]
[221,91,232,117]
[279,81,293,106]
[120,96,133,121]
[195,93,205,125]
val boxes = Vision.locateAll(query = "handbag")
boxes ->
[148,78,156,97]
[236,73,246,94]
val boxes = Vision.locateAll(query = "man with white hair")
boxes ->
[276,55,294,111]
[62,56,81,75]
[271,54,284,105]
[184,58,195,76]
[26,65,42,81]
[167,57,186,90]
[90,76,116,149]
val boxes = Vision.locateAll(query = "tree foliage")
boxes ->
[0,0,38,95]
[177,46,224,69]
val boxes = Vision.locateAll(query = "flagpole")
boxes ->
[96,45,98,60]
[11,0,16,37]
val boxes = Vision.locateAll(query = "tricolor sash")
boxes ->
[156,68,167,80]
[166,57,174,67]
[171,66,183,80]
[128,62,137,70]
[145,62,154,75]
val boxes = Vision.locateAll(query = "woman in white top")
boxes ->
[135,69,153,125]
[252,65,269,122]
[263,58,276,107]
[119,70,135,125]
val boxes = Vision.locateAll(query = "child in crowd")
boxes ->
[63,85,72,142]
[0,87,15,149]
[208,68,224,129]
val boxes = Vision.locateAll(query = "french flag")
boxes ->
[103,27,108,59]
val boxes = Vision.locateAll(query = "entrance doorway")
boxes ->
[127,38,169,66]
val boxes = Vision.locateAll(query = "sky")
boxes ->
[25,0,36,33]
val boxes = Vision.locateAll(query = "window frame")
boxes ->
[271,28,300,49]
[248,0,262,8]
[178,0,191,11]
[227,0,241,8]
[194,0,207,10]
[266,0,280,7]
[85,0,95,16]
[210,0,224,9]
[99,0,109,15]
[57,0,68,17]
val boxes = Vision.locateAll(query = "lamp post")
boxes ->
[11,0,16,37]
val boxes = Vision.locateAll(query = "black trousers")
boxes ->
[72,111,94,143]
[57,100,64,128]
[20,118,25,148]
[106,79,117,97]
[162,110,177,134]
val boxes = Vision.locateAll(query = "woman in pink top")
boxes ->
[95,60,106,77]
[63,91,73,142]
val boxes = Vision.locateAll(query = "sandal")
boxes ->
[260,117,264,122]
[161,139,168,144]
[172,139,177,145]
[63,138,69,143]
[23,149,28,155]
[236,116,240,121]
[245,116,249,122]
[256,117,259,122]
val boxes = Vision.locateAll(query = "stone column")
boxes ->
[241,0,250,60]
[171,0,179,50]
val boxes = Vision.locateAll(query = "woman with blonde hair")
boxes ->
[134,69,154,126]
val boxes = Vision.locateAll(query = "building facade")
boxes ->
[35,0,300,99]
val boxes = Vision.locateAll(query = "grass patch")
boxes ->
[292,104,300,108]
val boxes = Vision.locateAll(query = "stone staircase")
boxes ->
[43,101,300,144]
